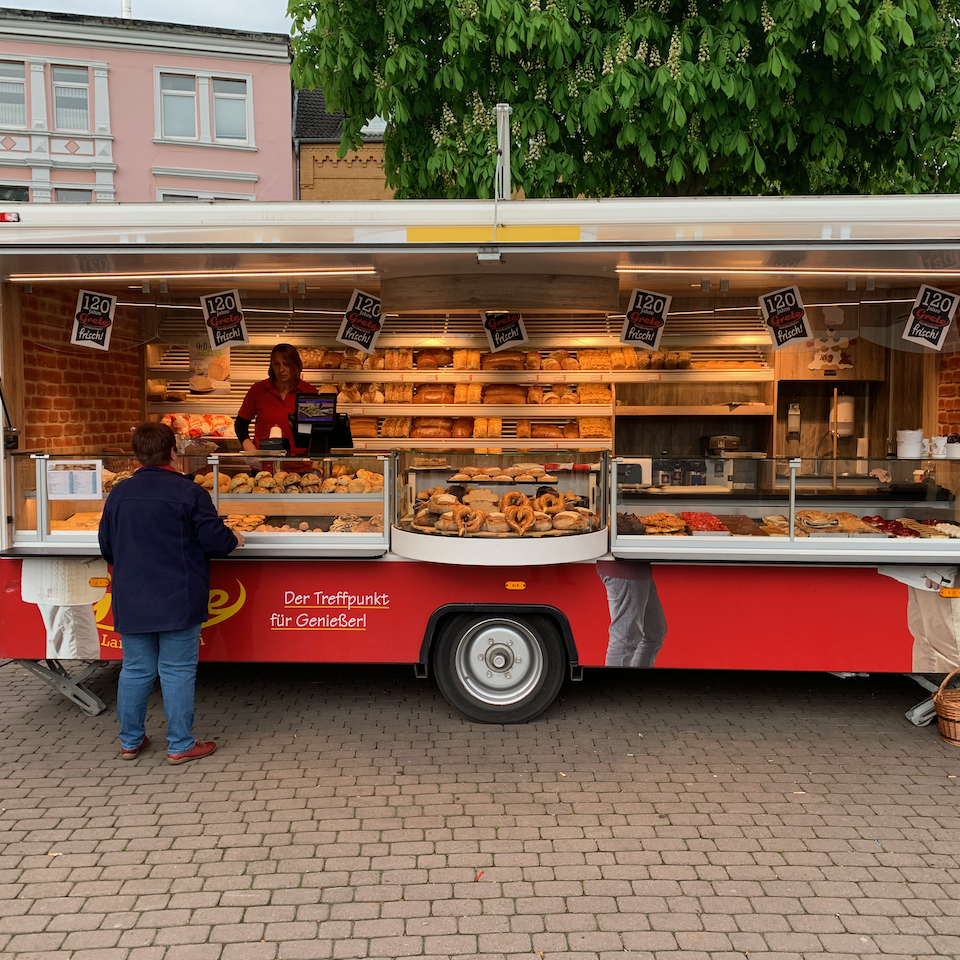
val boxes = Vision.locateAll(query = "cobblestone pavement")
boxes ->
[1,661,959,960]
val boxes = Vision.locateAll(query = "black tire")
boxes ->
[433,612,566,723]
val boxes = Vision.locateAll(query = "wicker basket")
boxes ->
[933,666,960,746]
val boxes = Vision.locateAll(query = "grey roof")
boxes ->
[0,6,290,45]
[293,88,346,141]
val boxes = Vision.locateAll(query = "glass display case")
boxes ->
[391,450,609,566]
[611,456,960,563]
[6,452,389,559]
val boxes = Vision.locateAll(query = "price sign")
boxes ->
[759,285,811,350]
[902,284,959,352]
[620,288,671,351]
[481,311,528,352]
[201,289,248,348]
[337,289,384,354]
[71,290,116,351]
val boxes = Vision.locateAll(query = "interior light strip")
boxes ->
[616,266,960,279]
[9,268,376,283]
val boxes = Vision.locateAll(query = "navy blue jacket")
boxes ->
[98,466,239,633]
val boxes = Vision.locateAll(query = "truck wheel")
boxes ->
[433,613,565,723]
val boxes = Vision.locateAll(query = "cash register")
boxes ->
[290,393,353,456]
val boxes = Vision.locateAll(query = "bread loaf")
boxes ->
[531,423,564,439]
[473,417,488,439]
[363,350,384,370]
[561,356,580,370]
[395,417,412,437]
[319,352,342,369]
[525,352,541,370]
[351,417,379,438]
[412,417,454,430]
[527,385,544,404]
[454,383,470,404]
[416,353,438,369]
[418,349,453,367]
[487,417,502,438]
[579,349,610,370]
[563,420,580,439]
[480,351,525,371]
[609,347,626,370]
[413,384,455,404]
[578,384,612,404]
[384,349,400,371]
[299,347,325,368]
[360,385,384,404]
[516,419,531,439]
[483,384,527,404]
[467,383,483,404]
[452,417,474,438]
[578,416,612,439]
[636,349,651,369]
[411,425,452,438]
[541,355,562,371]
[398,348,414,369]
[621,345,638,369]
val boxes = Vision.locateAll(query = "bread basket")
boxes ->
[933,666,960,745]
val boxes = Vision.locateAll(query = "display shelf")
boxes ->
[341,403,611,417]
[351,438,613,451]
[617,405,773,416]
[215,493,385,503]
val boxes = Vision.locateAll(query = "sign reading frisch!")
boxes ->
[201,289,249,349]
[337,289,383,355]
[759,285,811,350]
[482,311,528,353]
[902,284,959,352]
[71,290,117,351]
[621,288,672,351]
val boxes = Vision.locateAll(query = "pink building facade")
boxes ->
[0,8,293,203]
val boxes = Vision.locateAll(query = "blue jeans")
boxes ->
[117,625,201,754]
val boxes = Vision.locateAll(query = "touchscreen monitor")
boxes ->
[294,393,336,431]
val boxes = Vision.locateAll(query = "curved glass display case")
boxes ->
[391,450,609,566]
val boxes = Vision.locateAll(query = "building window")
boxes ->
[213,78,247,141]
[0,61,26,127]
[0,185,29,201]
[56,188,93,202]
[159,190,253,202]
[160,73,197,139]
[52,65,89,131]
[155,70,253,146]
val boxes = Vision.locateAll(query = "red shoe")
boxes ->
[120,736,148,760]
[166,740,217,765]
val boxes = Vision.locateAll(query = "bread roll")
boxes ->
[319,352,342,369]
[531,423,564,439]
[525,352,541,370]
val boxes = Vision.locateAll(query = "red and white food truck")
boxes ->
[2,196,959,723]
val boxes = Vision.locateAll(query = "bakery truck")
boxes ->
[1,196,958,724]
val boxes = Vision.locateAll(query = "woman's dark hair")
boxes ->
[131,422,176,466]
[269,343,303,383]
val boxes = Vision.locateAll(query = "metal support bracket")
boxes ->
[569,664,584,682]
[413,662,429,679]
[16,659,107,716]
[903,673,958,727]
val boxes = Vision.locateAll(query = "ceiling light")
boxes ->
[719,279,729,292]
[616,266,960,279]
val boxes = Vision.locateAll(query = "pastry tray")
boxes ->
[409,521,582,538]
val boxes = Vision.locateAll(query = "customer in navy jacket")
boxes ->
[99,422,242,764]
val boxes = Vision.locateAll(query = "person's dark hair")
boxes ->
[269,343,303,383]
[131,422,176,466]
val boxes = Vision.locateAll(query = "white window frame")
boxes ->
[0,60,27,129]
[158,72,197,141]
[157,189,254,202]
[55,187,94,203]
[51,64,90,133]
[153,67,255,149]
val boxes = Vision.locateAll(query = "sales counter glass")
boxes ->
[611,456,960,563]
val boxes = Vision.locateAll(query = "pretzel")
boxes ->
[499,490,530,513]
[504,504,536,536]
[533,492,565,515]
[453,504,486,536]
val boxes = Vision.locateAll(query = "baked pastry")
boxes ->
[434,512,459,532]
[483,512,511,533]
[499,490,530,512]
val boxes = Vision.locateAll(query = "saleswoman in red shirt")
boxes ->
[235,343,318,455]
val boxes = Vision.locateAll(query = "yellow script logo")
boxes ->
[203,580,246,628]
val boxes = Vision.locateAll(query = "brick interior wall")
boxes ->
[939,353,960,436]
[20,286,142,452]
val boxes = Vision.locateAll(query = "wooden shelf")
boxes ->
[617,405,774,416]
[349,438,612,451]
[342,404,611,417]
